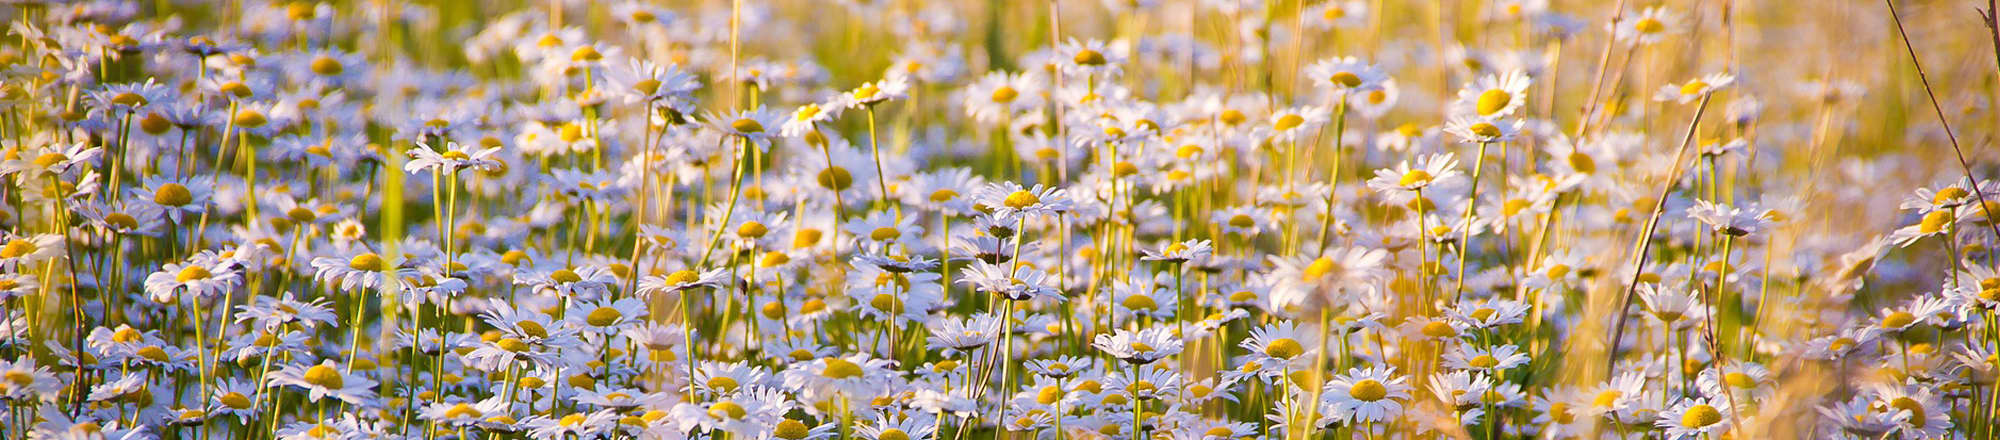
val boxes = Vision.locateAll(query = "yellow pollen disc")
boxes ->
[302,365,344,389]
[1679,404,1722,428]
[1399,169,1433,187]
[348,253,386,271]
[154,183,194,206]
[1263,338,1304,358]
[1330,71,1362,88]
[821,358,864,379]
[1348,379,1388,401]
[1475,90,1512,116]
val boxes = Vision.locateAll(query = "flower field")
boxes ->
[1,0,1998,439]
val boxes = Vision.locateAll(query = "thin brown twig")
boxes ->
[1606,93,1712,378]
[1574,0,1630,138]
[1885,0,2000,245]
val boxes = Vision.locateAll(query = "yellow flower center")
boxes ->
[1723,372,1755,389]
[1036,386,1064,404]
[1881,311,1917,329]
[822,358,864,379]
[174,265,213,282]
[1003,190,1040,209]
[0,240,33,259]
[1469,122,1501,138]
[665,269,701,286]
[870,294,905,313]
[1890,397,1926,427]
[302,365,344,389]
[1303,256,1339,280]
[1399,169,1434,187]
[348,253,386,271]
[708,376,740,392]
[1274,114,1305,131]
[1475,90,1512,116]
[1592,390,1623,408]
[1919,210,1953,234]
[233,110,267,128]
[221,392,253,409]
[1468,354,1499,369]
[870,227,902,241]
[111,92,147,107]
[516,320,548,338]
[990,86,1019,103]
[1330,71,1362,88]
[1348,379,1389,401]
[1263,338,1304,359]
[1634,17,1665,34]
[1679,404,1722,428]
[818,167,854,190]
[444,403,481,419]
[775,419,812,439]
[1121,294,1158,311]
[1072,49,1106,66]
[1679,80,1709,96]
[585,307,621,326]
[310,56,343,76]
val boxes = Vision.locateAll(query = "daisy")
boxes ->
[602,57,701,112]
[1266,106,1329,142]
[844,210,926,249]
[973,182,1075,218]
[1452,70,1531,118]
[1637,282,1707,330]
[1447,298,1532,329]
[1655,72,1736,104]
[1442,116,1522,144]
[1655,397,1731,440]
[1367,153,1464,193]
[310,251,410,291]
[1211,206,1272,237]
[1321,366,1413,424]
[856,414,937,440]
[956,260,1063,301]
[636,268,730,298]
[840,73,912,110]
[0,234,64,267]
[710,106,787,144]
[1093,327,1183,364]
[1687,200,1772,237]
[925,314,1001,353]
[1240,321,1314,362]
[1266,247,1390,314]
[1306,1,1369,29]
[1614,6,1682,45]
[1304,57,1388,93]
[1025,356,1093,378]
[265,360,377,405]
[1058,39,1125,77]
[143,252,243,303]
[525,410,619,440]
[234,292,338,330]
[569,297,648,333]
[1442,343,1532,372]
[421,396,513,427]
[404,141,505,174]
[1140,239,1213,263]
[962,71,1043,125]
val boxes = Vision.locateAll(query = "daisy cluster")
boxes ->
[0,0,1997,440]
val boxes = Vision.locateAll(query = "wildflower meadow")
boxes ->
[2,0,1999,439]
